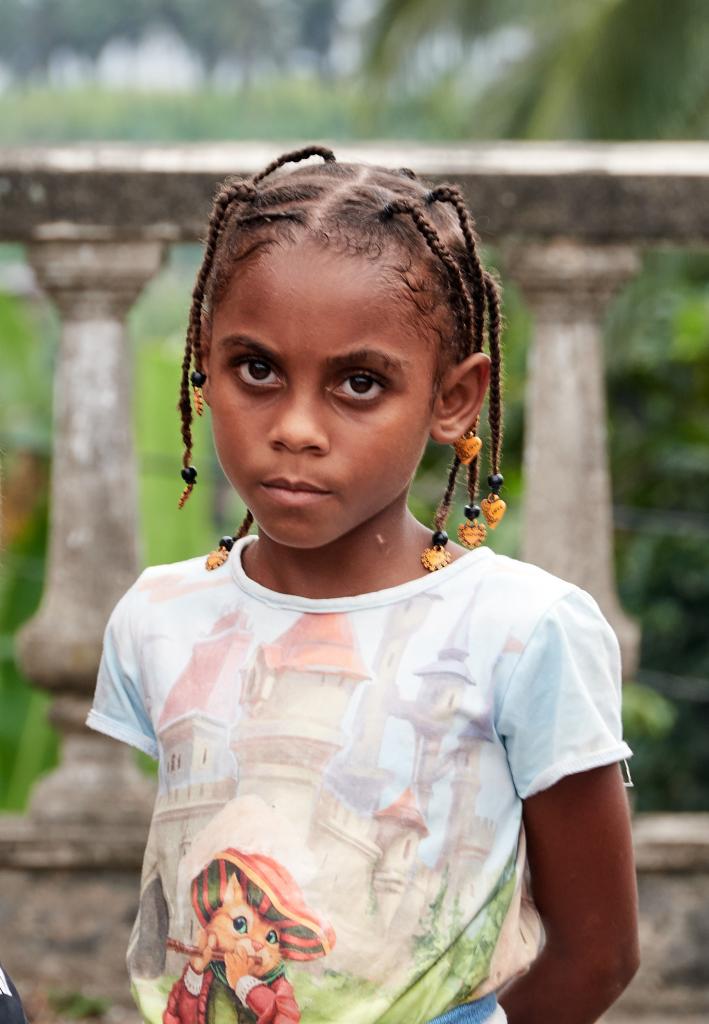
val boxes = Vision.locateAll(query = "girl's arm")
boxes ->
[498,762,640,1024]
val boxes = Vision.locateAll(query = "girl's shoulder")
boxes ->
[466,549,615,659]
[482,549,575,591]
[106,552,234,628]
[473,548,583,615]
[136,552,218,587]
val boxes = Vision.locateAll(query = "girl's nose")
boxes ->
[268,395,330,453]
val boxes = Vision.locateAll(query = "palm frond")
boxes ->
[362,0,709,138]
[467,0,709,138]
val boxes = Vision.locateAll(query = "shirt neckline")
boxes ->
[229,533,494,612]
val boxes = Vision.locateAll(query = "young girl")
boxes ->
[86,145,639,1024]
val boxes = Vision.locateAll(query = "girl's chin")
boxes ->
[248,516,342,548]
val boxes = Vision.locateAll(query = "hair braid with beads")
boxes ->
[423,187,505,529]
[177,144,506,561]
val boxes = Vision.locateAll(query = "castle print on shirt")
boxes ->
[123,583,534,1024]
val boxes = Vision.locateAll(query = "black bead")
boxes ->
[464,504,481,520]
[191,370,207,387]
[219,536,234,551]
[488,473,504,492]
[431,530,449,547]
[181,466,197,484]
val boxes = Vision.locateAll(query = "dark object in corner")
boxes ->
[0,964,28,1024]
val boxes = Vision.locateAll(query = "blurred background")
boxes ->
[1,0,708,1021]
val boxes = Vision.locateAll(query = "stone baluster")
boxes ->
[503,241,642,677]
[10,239,165,853]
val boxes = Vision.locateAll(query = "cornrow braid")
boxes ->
[434,453,463,534]
[458,271,502,529]
[235,508,254,541]
[483,269,504,480]
[180,182,257,457]
[425,185,505,522]
[251,144,337,185]
[465,413,483,512]
[463,271,506,543]
[380,198,476,361]
[425,185,486,352]
[380,195,488,541]
[177,145,336,523]
[458,273,504,541]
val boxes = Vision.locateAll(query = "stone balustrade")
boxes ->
[1,141,709,1017]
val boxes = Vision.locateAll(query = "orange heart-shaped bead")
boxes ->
[453,433,483,465]
[205,546,230,571]
[481,495,506,529]
[457,521,487,548]
[421,546,452,571]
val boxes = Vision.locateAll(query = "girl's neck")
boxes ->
[240,507,468,601]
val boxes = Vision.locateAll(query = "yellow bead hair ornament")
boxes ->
[453,429,483,465]
[457,504,487,548]
[481,473,506,528]
[205,535,234,571]
[421,530,453,572]
[177,466,197,509]
[191,369,206,417]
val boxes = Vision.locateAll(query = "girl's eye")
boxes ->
[233,916,248,934]
[265,929,278,945]
[236,358,278,386]
[338,373,385,401]
[235,359,385,401]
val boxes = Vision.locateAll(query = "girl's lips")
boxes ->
[260,483,332,507]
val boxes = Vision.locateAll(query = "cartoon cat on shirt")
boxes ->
[163,849,335,1024]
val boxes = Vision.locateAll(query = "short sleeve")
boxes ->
[495,586,633,799]
[85,580,159,759]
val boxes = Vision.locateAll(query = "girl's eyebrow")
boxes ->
[217,333,411,373]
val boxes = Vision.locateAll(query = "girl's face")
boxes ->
[202,239,488,551]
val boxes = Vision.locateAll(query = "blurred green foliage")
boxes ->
[47,989,110,1019]
[606,250,709,808]
[0,0,340,82]
[0,287,58,810]
[622,683,678,741]
[0,80,483,144]
[363,0,709,139]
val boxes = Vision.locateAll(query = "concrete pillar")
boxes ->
[13,239,165,837]
[503,241,642,677]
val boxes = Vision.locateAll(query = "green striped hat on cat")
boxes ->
[191,848,336,960]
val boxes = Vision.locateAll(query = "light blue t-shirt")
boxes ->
[87,536,632,1024]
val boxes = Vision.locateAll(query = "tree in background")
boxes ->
[0,0,341,85]
[363,0,709,138]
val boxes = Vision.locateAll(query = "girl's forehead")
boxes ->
[220,240,394,304]
[212,241,431,348]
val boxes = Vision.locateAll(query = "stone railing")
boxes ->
[1,141,709,1018]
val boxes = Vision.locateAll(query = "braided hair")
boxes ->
[178,144,505,556]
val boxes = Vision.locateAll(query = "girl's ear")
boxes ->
[429,351,490,445]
